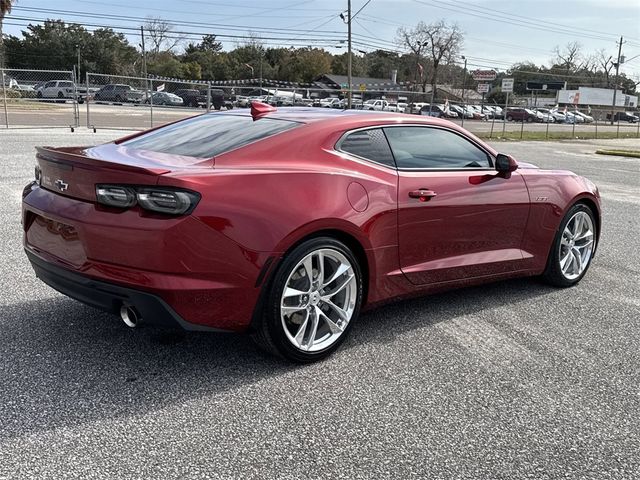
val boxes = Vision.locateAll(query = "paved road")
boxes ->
[1,130,639,479]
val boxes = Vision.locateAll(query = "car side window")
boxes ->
[339,128,396,168]
[383,126,491,169]
[44,82,55,88]
[104,85,113,91]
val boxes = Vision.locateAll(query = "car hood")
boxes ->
[518,161,539,169]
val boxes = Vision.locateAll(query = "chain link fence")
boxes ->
[2,69,639,138]
[1,68,78,129]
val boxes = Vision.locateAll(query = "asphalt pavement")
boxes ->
[1,129,639,479]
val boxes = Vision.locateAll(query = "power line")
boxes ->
[413,0,640,46]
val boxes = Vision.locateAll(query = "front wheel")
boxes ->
[542,203,597,287]
[252,237,363,362]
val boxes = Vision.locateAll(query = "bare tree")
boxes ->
[397,20,463,101]
[553,41,582,73]
[144,17,183,55]
[596,48,615,87]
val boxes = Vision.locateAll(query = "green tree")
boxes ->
[0,0,16,67]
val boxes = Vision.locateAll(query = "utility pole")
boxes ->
[610,36,624,125]
[347,0,352,109]
[461,55,467,127]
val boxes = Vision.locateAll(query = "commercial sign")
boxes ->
[472,69,497,81]
[501,78,514,93]
[477,83,490,94]
[526,81,565,91]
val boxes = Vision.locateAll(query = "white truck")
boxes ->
[362,99,397,112]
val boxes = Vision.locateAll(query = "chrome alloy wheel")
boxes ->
[559,211,595,280]
[280,248,358,352]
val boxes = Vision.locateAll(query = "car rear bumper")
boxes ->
[26,249,226,331]
[22,184,268,332]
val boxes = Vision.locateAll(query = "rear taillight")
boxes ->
[96,186,136,208]
[96,185,200,215]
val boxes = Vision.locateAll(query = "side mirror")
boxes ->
[495,153,518,173]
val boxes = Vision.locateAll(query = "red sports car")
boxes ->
[22,102,601,362]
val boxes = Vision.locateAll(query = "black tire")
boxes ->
[252,237,364,363]
[542,203,597,288]
[115,95,123,103]
[57,91,64,99]
[37,91,43,98]
[506,115,513,121]
[526,116,534,123]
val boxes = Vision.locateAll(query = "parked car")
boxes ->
[450,104,473,119]
[23,102,601,362]
[363,99,391,111]
[174,89,207,108]
[235,95,250,107]
[420,104,458,118]
[406,102,427,114]
[36,80,76,99]
[573,111,594,123]
[537,108,566,123]
[564,111,585,124]
[505,107,539,122]
[318,98,341,108]
[13,84,37,98]
[94,84,144,103]
[144,92,184,106]
[607,111,639,123]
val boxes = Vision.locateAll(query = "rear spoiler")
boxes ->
[36,146,171,175]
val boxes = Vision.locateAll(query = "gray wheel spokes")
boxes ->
[281,248,357,352]
[558,211,595,280]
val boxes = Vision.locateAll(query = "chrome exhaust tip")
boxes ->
[120,304,141,328]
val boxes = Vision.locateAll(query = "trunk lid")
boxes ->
[36,143,213,202]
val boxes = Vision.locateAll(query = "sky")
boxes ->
[4,0,640,79]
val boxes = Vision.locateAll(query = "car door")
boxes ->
[41,81,56,98]
[385,125,531,285]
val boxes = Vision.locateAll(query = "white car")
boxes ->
[538,108,566,123]
[363,99,392,111]
[573,111,594,123]
[36,80,76,99]
[563,111,585,124]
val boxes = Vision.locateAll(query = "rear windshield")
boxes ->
[120,114,300,158]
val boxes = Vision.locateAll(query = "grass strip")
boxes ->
[595,149,640,158]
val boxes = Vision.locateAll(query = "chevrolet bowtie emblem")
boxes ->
[54,179,69,192]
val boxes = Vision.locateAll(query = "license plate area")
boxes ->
[25,213,86,268]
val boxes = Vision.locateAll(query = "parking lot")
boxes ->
[1,130,639,479]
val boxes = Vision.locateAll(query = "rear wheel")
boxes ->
[506,115,513,121]
[252,237,363,362]
[542,204,596,287]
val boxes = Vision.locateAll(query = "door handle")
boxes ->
[408,189,437,202]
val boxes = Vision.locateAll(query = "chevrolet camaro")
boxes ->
[22,102,601,362]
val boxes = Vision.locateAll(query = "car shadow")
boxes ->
[0,277,556,441]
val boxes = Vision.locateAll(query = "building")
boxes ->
[557,87,638,109]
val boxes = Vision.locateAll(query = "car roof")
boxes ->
[212,107,460,129]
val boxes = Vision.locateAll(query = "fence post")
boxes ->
[149,78,154,128]
[636,116,639,138]
[1,69,9,129]
[502,92,509,137]
[85,72,91,130]
[572,114,576,138]
[616,115,620,138]
[594,116,598,140]
[545,116,550,139]
[207,82,212,112]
